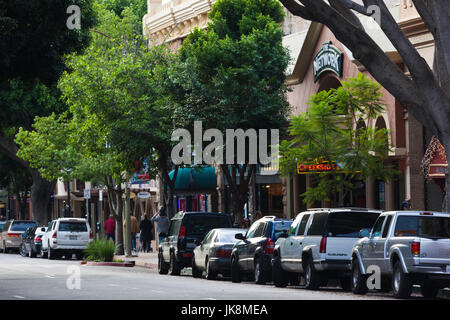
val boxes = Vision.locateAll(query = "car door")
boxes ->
[290,214,311,272]
[364,215,386,269]
[246,222,267,271]
[197,230,215,268]
[235,222,259,270]
[281,214,302,271]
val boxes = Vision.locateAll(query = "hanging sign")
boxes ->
[313,41,344,82]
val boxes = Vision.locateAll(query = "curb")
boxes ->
[134,261,157,269]
[80,261,135,267]
[412,285,450,299]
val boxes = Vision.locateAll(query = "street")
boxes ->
[0,253,438,301]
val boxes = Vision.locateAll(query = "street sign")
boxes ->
[137,191,151,199]
[84,189,91,200]
[99,189,103,202]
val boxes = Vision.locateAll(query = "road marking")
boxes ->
[205,298,217,300]
[12,295,25,299]
[151,290,164,294]
[45,275,56,279]
[108,284,120,287]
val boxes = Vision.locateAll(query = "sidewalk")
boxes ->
[114,251,158,269]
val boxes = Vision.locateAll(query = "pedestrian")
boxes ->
[139,214,154,252]
[124,215,140,253]
[152,205,169,244]
[401,199,411,210]
[104,214,116,242]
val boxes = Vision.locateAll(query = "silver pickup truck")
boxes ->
[351,211,450,298]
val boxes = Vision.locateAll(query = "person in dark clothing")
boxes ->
[139,214,154,252]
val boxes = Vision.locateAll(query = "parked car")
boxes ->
[351,210,450,298]
[19,226,46,258]
[158,212,233,275]
[0,220,38,253]
[271,208,381,290]
[231,216,292,284]
[192,228,247,280]
[40,218,93,260]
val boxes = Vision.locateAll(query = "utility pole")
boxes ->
[124,172,132,257]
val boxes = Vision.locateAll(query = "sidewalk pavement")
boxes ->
[114,251,158,269]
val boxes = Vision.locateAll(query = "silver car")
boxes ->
[351,211,450,298]
[192,228,247,280]
[0,220,38,253]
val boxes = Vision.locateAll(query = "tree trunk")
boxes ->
[30,171,55,225]
[442,135,450,212]
[115,213,124,256]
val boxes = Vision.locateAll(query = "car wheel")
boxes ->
[191,255,202,278]
[272,255,288,288]
[158,252,169,275]
[169,252,181,276]
[392,261,412,299]
[254,257,267,285]
[30,248,37,258]
[3,241,8,254]
[231,256,242,283]
[340,276,352,292]
[40,247,47,258]
[48,244,56,260]
[205,258,216,280]
[303,256,320,290]
[421,280,440,299]
[19,244,26,257]
[351,259,368,295]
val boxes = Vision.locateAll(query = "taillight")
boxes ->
[264,238,275,254]
[34,237,42,242]
[52,231,57,239]
[411,241,420,256]
[7,233,20,238]
[179,226,186,239]
[89,230,93,239]
[216,249,232,258]
[320,237,327,253]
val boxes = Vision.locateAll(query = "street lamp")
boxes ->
[62,168,73,218]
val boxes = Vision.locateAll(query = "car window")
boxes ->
[252,222,266,238]
[288,215,303,236]
[10,221,37,232]
[246,222,260,238]
[297,214,311,236]
[382,215,393,238]
[272,221,292,241]
[168,219,182,236]
[185,216,231,237]
[216,230,246,243]
[394,215,450,238]
[58,222,88,232]
[327,211,380,238]
[202,230,215,244]
[371,216,386,238]
[307,212,328,236]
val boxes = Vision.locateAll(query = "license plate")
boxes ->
[446,265,450,274]
[69,235,77,240]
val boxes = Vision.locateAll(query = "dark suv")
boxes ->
[158,212,232,275]
[231,216,292,284]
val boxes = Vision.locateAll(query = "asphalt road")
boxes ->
[0,252,443,300]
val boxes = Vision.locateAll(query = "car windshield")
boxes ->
[216,230,246,243]
[327,211,380,238]
[186,216,230,237]
[10,221,37,231]
[58,222,88,232]
[272,221,292,241]
[394,216,450,238]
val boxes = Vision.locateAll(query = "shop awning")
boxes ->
[168,167,217,191]
[422,136,448,193]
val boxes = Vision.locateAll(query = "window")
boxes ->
[297,214,311,236]
[202,230,215,244]
[371,216,386,238]
[246,222,260,238]
[58,222,88,232]
[168,219,182,236]
[10,221,37,232]
[185,216,231,237]
[272,221,292,241]
[382,215,393,238]
[394,216,418,237]
[307,212,328,236]
[327,211,380,238]
[288,215,302,236]
[253,223,266,238]
[216,230,243,243]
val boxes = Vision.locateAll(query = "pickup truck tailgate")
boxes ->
[326,238,358,261]
[419,238,450,265]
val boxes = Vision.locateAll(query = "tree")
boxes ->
[279,1,450,210]
[279,74,396,207]
[0,0,96,224]
[171,0,290,222]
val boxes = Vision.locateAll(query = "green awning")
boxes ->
[168,167,217,191]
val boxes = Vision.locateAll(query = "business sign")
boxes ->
[313,41,344,82]
[297,159,360,174]
[137,191,151,199]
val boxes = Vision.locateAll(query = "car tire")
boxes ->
[392,261,412,299]
[303,256,320,290]
[205,258,217,280]
[169,252,181,276]
[254,256,267,285]
[158,252,169,275]
[340,276,352,292]
[76,252,84,260]
[378,277,391,293]
[191,255,202,278]
[231,256,242,283]
[3,241,8,254]
[421,280,440,299]
[19,243,26,257]
[30,248,37,258]
[351,259,368,295]
[48,244,56,260]
[272,256,288,288]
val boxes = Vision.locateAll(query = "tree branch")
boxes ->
[329,0,365,30]
[411,0,436,37]
[0,134,28,168]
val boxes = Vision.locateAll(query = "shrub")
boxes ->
[84,239,115,262]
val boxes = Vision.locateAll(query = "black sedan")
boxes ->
[19,226,46,258]
[192,228,247,280]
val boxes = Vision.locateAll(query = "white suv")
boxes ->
[40,218,93,260]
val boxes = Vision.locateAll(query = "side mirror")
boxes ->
[359,228,370,238]
[235,233,245,240]
[41,227,46,232]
